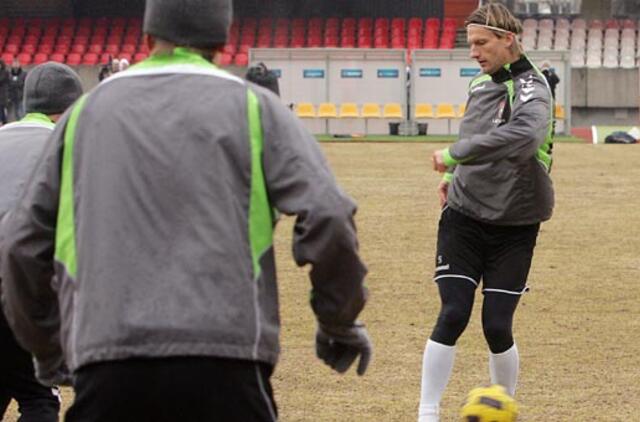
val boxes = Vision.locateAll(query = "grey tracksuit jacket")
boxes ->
[443,55,555,225]
[0,49,367,385]
[0,114,55,222]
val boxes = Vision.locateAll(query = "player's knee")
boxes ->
[482,319,513,353]
[432,305,472,345]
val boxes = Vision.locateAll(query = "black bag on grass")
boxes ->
[604,131,637,144]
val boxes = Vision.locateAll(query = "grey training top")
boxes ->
[444,55,555,225]
[0,49,367,385]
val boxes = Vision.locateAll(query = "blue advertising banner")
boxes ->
[341,69,364,78]
[419,68,442,77]
[303,69,325,78]
[459,68,481,77]
[377,69,400,78]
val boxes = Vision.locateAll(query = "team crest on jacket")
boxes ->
[493,99,507,125]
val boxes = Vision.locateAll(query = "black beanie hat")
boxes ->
[24,62,83,115]
[143,0,232,49]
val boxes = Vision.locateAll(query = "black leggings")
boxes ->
[430,279,520,353]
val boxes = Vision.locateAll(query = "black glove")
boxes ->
[316,321,372,376]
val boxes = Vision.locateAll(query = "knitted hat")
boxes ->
[143,0,232,49]
[24,62,83,115]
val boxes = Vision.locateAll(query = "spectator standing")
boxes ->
[7,59,26,122]
[0,62,84,422]
[0,60,9,125]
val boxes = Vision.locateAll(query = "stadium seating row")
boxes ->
[519,17,640,68]
[0,16,458,67]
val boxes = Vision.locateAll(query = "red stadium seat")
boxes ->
[88,44,103,54]
[133,52,148,63]
[54,44,70,54]
[40,35,55,46]
[218,52,232,66]
[1,53,15,64]
[326,17,339,29]
[223,44,236,55]
[38,44,54,54]
[49,53,65,63]
[60,27,75,37]
[66,53,82,65]
[71,44,87,54]
[17,53,32,66]
[76,27,91,37]
[234,53,248,66]
[309,18,323,29]
[123,35,140,45]
[33,53,48,64]
[4,44,19,55]
[93,27,108,37]
[100,53,112,64]
[57,35,72,45]
[105,45,120,55]
[138,44,150,54]
[7,35,22,45]
[21,45,36,55]
[107,35,123,45]
[82,53,99,65]
[121,44,136,54]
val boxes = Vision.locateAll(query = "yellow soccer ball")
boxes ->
[460,385,519,422]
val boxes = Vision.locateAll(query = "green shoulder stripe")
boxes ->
[247,89,274,281]
[54,95,88,278]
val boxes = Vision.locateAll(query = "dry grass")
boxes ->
[5,143,640,421]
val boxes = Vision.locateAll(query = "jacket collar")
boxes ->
[490,55,533,83]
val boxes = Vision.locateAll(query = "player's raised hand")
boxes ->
[316,322,372,376]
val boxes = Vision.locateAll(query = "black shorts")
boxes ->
[434,206,540,295]
[65,357,278,422]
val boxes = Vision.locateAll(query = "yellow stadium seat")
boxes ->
[339,103,360,118]
[435,103,457,119]
[317,102,338,118]
[555,104,566,120]
[383,103,403,119]
[362,103,382,118]
[296,103,316,118]
[415,103,434,119]
[457,103,466,118]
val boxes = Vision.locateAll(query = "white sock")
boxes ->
[489,343,519,397]
[418,339,456,422]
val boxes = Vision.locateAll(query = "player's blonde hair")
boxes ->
[465,2,523,53]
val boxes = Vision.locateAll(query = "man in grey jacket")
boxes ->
[0,62,83,422]
[418,4,554,421]
[0,1,371,421]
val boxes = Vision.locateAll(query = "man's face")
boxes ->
[467,25,514,74]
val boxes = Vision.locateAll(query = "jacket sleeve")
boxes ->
[255,87,368,327]
[446,79,551,166]
[0,112,69,386]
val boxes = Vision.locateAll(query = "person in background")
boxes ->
[0,60,9,125]
[7,59,26,122]
[540,60,559,100]
[245,62,280,96]
[0,1,372,421]
[0,61,84,422]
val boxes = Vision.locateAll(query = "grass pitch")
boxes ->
[5,142,640,421]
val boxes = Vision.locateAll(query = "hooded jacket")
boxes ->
[442,55,555,225]
[0,49,367,385]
